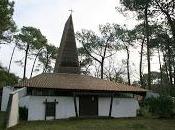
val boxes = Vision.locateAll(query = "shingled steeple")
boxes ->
[54,14,80,74]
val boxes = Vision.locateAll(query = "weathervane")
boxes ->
[68,9,74,14]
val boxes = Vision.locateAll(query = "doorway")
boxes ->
[79,96,98,117]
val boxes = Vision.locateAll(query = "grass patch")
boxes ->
[0,111,6,129]
[0,111,175,130]
[9,118,175,130]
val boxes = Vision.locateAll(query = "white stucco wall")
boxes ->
[27,96,79,121]
[99,97,140,118]
[98,97,111,116]
[111,98,140,117]
[1,87,27,111]
[7,93,19,128]
[2,88,140,121]
[1,86,14,111]
[19,96,30,108]
[26,96,139,120]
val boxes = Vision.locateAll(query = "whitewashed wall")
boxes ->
[111,98,140,117]
[1,86,14,111]
[2,88,140,121]
[28,96,139,121]
[19,96,29,108]
[98,97,111,116]
[7,93,19,128]
[27,96,79,121]
[1,87,27,111]
[99,97,140,118]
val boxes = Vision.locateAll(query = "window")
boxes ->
[45,102,55,117]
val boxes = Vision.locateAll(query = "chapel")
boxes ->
[1,15,147,125]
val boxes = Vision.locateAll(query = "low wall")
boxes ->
[6,93,19,128]
[1,87,27,111]
[1,86,14,111]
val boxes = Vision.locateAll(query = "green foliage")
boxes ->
[76,23,123,60]
[109,73,125,83]
[0,66,18,88]
[19,107,28,121]
[76,23,124,78]
[78,47,92,74]
[15,26,47,79]
[141,71,174,96]
[16,26,47,51]
[138,105,152,118]
[0,0,16,43]
[38,44,57,73]
[144,96,174,118]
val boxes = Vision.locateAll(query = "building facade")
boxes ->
[1,15,146,126]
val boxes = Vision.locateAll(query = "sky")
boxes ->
[0,0,160,81]
[12,0,135,44]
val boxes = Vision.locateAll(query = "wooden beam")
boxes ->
[109,95,114,117]
[73,94,78,117]
[44,99,47,120]
[54,99,56,120]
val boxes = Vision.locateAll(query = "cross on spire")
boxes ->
[68,9,74,14]
[54,13,80,74]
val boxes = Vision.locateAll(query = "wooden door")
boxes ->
[79,96,98,117]
[45,102,56,120]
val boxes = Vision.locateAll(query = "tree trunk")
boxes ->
[158,48,163,87]
[30,50,41,78]
[173,66,175,87]
[30,55,37,78]
[155,1,175,41]
[23,44,29,80]
[139,38,145,87]
[43,51,49,73]
[100,41,108,79]
[166,14,175,41]
[101,58,104,79]
[163,51,170,82]
[126,46,131,85]
[145,5,151,90]
[167,46,173,87]
[8,44,16,73]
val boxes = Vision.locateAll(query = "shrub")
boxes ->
[143,96,174,118]
[138,105,152,118]
[19,107,28,120]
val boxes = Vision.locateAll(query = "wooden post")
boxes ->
[44,99,47,120]
[109,94,114,117]
[54,99,58,120]
[73,93,78,117]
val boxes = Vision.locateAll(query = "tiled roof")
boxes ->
[15,73,147,93]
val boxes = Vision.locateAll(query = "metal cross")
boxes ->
[68,9,74,14]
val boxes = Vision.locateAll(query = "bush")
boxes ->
[138,106,152,118]
[19,107,28,120]
[144,96,174,118]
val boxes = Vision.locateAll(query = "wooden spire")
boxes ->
[54,14,80,74]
